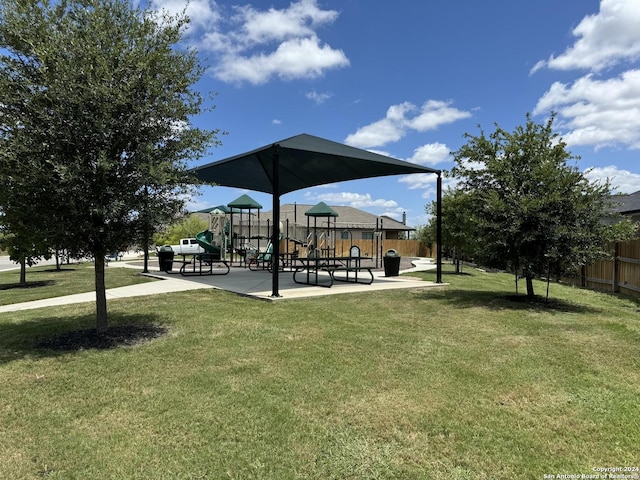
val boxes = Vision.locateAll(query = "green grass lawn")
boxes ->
[1,266,639,479]
[0,263,156,306]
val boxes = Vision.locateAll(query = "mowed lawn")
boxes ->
[1,266,639,479]
[0,262,156,306]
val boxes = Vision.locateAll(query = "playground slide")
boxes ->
[259,233,285,261]
[258,241,273,261]
[195,230,223,259]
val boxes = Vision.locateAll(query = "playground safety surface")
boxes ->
[149,258,443,301]
[0,257,445,313]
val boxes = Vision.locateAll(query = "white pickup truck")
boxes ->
[165,238,204,255]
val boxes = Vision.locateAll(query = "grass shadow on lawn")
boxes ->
[0,268,77,292]
[414,287,597,314]
[0,312,167,364]
[0,280,56,290]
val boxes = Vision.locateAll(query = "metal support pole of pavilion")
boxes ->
[271,147,281,297]
[436,172,443,284]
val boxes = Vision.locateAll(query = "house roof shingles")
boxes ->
[261,204,413,231]
[610,190,640,215]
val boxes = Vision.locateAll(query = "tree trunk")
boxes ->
[525,275,535,299]
[142,189,150,274]
[143,248,149,273]
[94,255,108,333]
[142,226,150,274]
[19,256,26,286]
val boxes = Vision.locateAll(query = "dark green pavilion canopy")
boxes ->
[191,133,443,296]
[192,133,440,195]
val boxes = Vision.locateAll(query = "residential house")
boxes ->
[193,202,421,257]
[260,203,415,241]
[608,190,640,224]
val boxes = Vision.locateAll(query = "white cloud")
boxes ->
[235,0,338,45]
[398,173,435,190]
[379,208,407,219]
[215,36,349,84]
[194,0,349,84]
[533,70,640,149]
[456,157,485,172]
[184,190,212,212]
[151,0,221,32]
[306,191,412,223]
[272,118,282,125]
[583,165,640,194]
[308,191,398,209]
[398,173,458,200]
[532,0,640,73]
[398,173,436,199]
[406,100,472,131]
[344,118,405,149]
[406,142,451,166]
[306,90,333,105]
[344,100,470,149]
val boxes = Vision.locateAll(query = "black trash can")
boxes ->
[383,249,401,277]
[157,245,174,272]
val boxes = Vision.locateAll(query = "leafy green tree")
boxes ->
[425,188,481,273]
[413,224,430,245]
[153,214,208,246]
[0,230,51,285]
[0,0,218,331]
[450,113,634,299]
[0,167,55,284]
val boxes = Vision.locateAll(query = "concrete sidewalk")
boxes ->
[0,258,440,313]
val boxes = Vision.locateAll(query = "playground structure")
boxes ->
[196,213,228,260]
[289,202,375,287]
[173,223,230,276]
[247,232,283,271]
[304,202,337,259]
[198,199,388,268]
[156,211,231,276]
[226,194,263,267]
[169,196,393,283]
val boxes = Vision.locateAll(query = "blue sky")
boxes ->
[153,0,640,227]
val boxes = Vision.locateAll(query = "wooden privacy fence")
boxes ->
[333,239,433,258]
[565,238,640,297]
[279,238,434,259]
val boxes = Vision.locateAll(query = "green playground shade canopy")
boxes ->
[191,133,442,296]
[194,205,230,214]
[227,194,262,210]
[305,201,339,218]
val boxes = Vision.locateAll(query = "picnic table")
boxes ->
[174,253,230,276]
[292,256,374,288]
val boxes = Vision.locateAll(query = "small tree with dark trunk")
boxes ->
[0,232,51,286]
